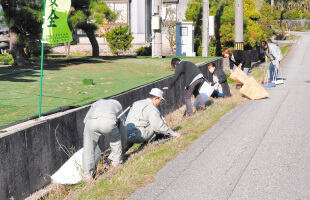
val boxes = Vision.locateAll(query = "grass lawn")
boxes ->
[0,56,216,127]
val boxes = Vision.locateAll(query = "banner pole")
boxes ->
[39,0,46,119]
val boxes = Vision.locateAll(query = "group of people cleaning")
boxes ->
[82,40,283,181]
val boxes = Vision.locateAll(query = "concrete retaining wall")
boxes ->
[0,58,222,200]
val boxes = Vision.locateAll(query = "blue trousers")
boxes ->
[269,62,278,81]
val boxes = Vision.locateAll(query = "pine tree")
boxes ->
[70,0,117,57]
[0,0,42,67]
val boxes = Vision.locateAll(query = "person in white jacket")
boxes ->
[261,41,283,81]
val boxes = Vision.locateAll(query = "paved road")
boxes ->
[127,32,310,200]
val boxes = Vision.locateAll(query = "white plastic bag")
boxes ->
[51,145,101,184]
[193,81,215,109]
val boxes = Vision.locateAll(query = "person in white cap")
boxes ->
[124,88,181,152]
[82,99,126,180]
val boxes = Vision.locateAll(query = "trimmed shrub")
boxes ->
[135,46,151,56]
[0,53,14,65]
[105,25,134,55]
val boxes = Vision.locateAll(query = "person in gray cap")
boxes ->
[82,99,126,180]
[124,88,181,152]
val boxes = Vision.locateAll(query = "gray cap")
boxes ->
[149,88,165,101]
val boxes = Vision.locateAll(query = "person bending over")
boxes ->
[163,58,205,117]
[222,48,252,75]
[261,40,283,81]
[82,99,126,180]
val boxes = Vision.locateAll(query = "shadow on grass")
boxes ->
[0,56,131,82]
[0,54,172,82]
[0,69,40,82]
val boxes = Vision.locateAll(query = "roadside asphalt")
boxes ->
[127,32,310,200]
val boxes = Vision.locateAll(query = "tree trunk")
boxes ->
[64,42,71,56]
[85,30,99,57]
[169,41,174,56]
[9,31,31,67]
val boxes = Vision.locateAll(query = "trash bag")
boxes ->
[230,67,249,85]
[51,145,101,184]
[193,81,215,109]
[240,77,269,100]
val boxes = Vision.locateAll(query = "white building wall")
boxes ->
[130,0,147,43]
[176,0,191,21]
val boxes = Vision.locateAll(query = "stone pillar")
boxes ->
[235,0,244,50]
[202,0,209,57]
[153,0,162,58]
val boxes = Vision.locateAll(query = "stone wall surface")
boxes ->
[0,58,222,200]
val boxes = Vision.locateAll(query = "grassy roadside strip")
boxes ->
[45,45,291,200]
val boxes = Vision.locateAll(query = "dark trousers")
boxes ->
[185,78,204,115]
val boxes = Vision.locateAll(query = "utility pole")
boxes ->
[202,0,209,57]
[235,0,244,50]
[152,0,162,58]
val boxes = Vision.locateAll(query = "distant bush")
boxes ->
[26,39,53,58]
[197,44,202,57]
[0,53,14,65]
[135,46,151,56]
[296,25,303,31]
[105,25,134,55]
[284,10,301,20]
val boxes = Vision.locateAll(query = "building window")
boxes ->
[180,27,188,36]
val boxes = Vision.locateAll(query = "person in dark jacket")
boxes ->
[206,62,231,97]
[163,58,205,116]
[222,48,252,75]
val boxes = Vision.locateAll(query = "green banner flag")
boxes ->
[43,0,72,44]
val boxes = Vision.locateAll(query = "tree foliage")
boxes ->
[105,25,134,55]
[162,4,177,56]
[0,0,44,66]
[185,0,268,56]
[185,0,202,37]
[69,0,117,57]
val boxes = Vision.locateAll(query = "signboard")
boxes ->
[42,0,73,44]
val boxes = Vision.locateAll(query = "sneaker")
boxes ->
[187,114,193,117]
[199,107,206,111]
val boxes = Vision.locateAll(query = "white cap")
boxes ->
[149,88,165,101]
